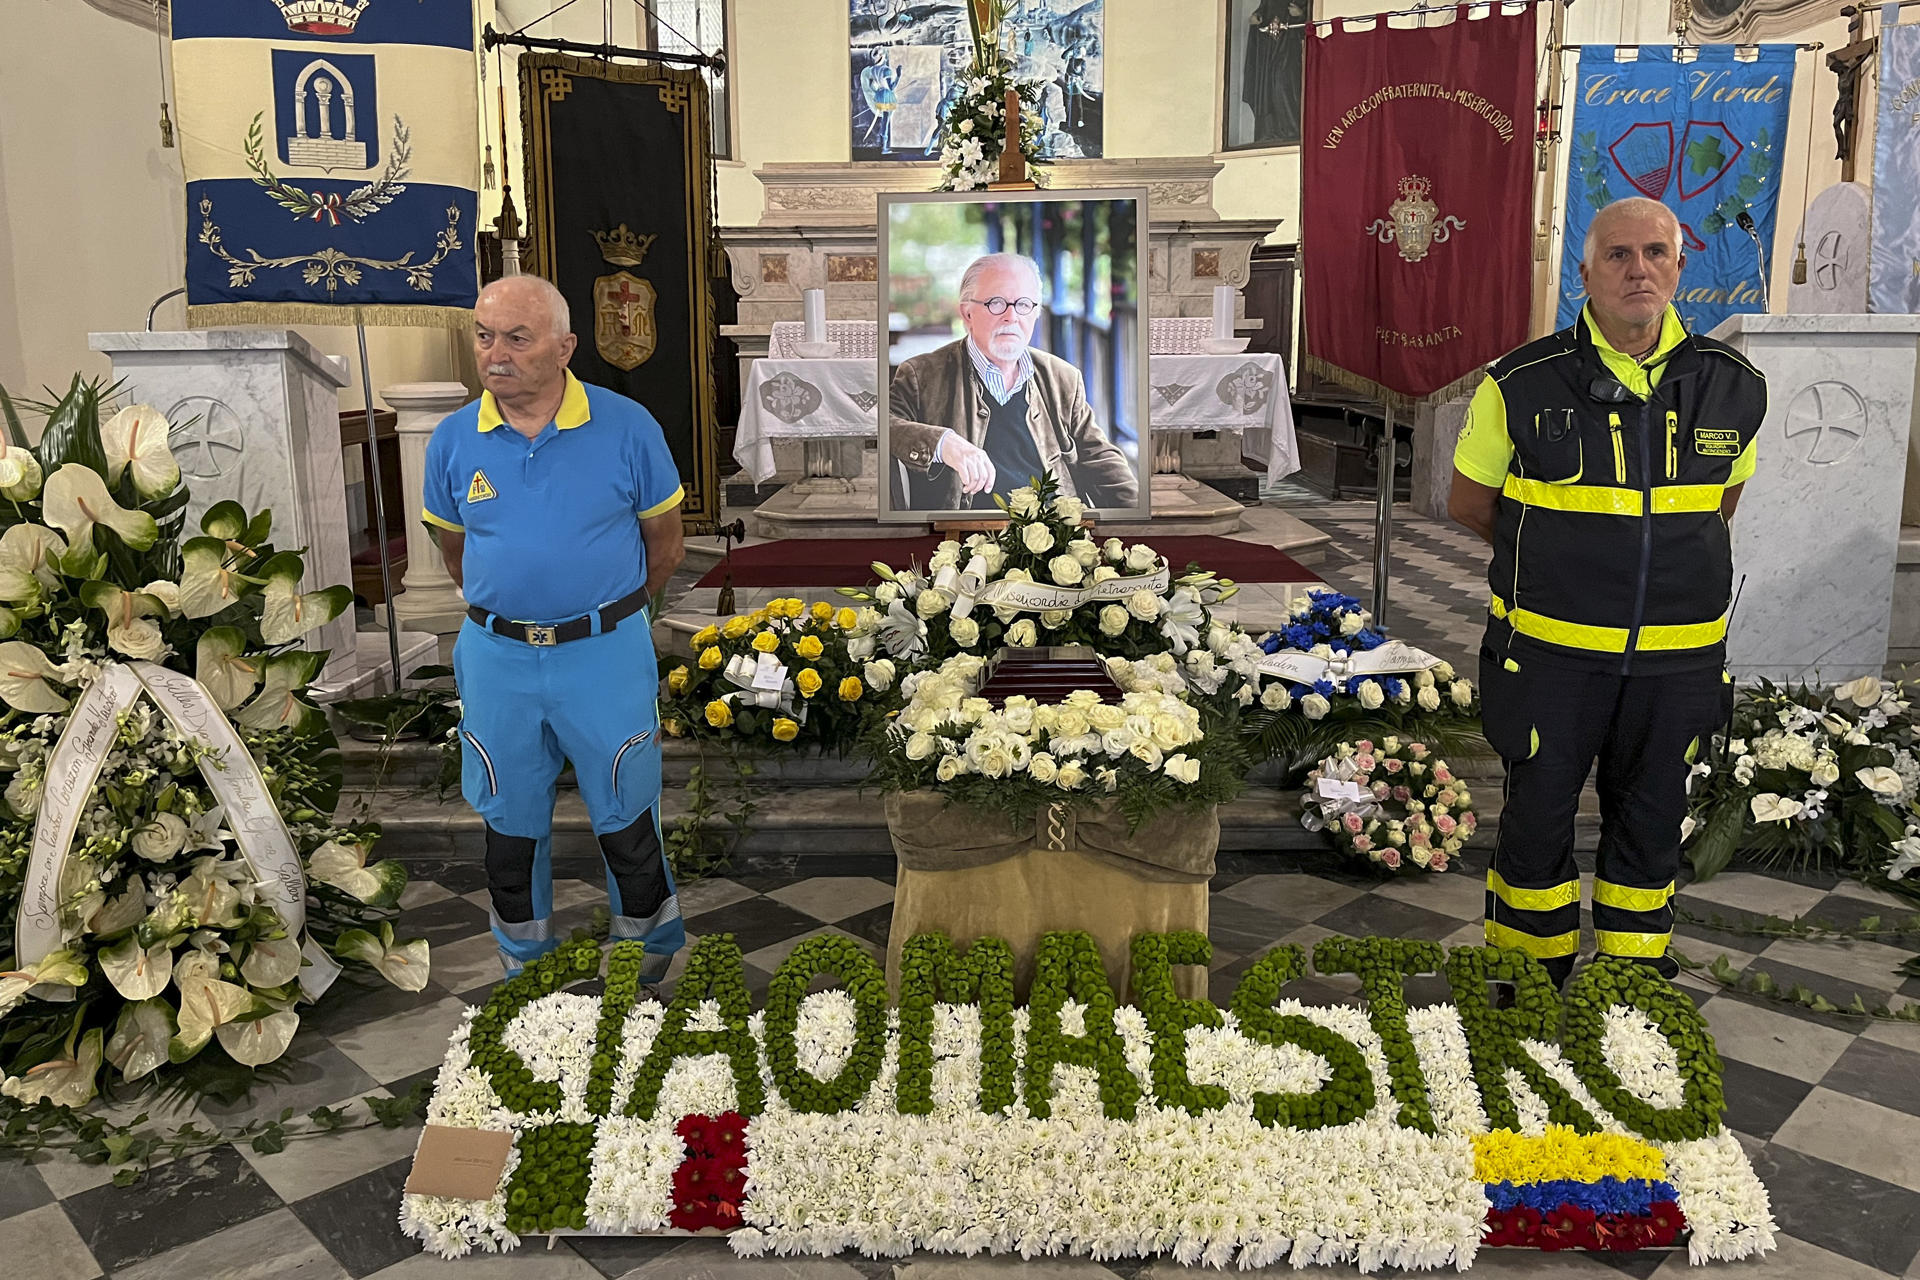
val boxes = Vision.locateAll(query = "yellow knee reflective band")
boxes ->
[1594,879,1675,912]
[1489,870,1580,912]
[1596,929,1672,957]
[1486,919,1581,958]
[1503,476,1641,515]
[1650,484,1724,514]
[1490,595,1726,654]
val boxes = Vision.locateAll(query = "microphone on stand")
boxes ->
[1735,209,1771,312]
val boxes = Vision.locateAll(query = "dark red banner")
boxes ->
[1302,7,1536,404]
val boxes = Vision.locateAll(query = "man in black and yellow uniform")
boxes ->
[1448,197,1765,985]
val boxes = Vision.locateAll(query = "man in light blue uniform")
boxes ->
[422,275,687,980]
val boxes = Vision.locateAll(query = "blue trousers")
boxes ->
[453,618,683,980]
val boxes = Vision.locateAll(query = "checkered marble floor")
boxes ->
[11,847,1920,1279]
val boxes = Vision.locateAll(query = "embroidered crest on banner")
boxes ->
[467,469,498,503]
[1364,175,1467,264]
[592,225,659,371]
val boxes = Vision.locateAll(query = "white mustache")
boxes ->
[485,364,515,376]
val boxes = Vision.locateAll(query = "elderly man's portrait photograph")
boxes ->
[879,189,1147,520]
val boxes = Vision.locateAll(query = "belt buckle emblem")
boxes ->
[525,624,558,646]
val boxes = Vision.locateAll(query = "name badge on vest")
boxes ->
[1693,429,1740,458]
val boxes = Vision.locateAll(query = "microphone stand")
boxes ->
[1736,211,1771,312]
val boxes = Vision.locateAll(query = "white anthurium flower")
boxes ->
[2,1028,103,1108]
[178,858,248,930]
[216,1007,300,1067]
[256,552,352,645]
[194,627,261,710]
[240,935,305,988]
[105,997,176,1083]
[41,463,159,551]
[1837,674,1884,708]
[234,650,325,733]
[130,811,189,862]
[89,873,147,938]
[171,952,257,1059]
[1681,814,1697,842]
[1857,766,1904,796]
[176,536,261,619]
[335,922,430,992]
[0,523,66,604]
[0,948,88,1018]
[0,640,70,713]
[100,934,173,1001]
[0,445,43,501]
[307,838,406,907]
[101,404,181,497]
[1749,792,1805,824]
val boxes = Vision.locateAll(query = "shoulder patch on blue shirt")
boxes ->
[467,469,498,503]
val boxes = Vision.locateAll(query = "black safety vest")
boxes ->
[1484,323,1766,673]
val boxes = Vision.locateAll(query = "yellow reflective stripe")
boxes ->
[1650,485,1724,513]
[1486,919,1581,959]
[1503,476,1641,515]
[1490,595,1726,654]
[1610,413,1626,484]
[1593,879,1675,912]
[1596,929,1672,958]
[1638,615,1728,649]
[1489,870,1580,912]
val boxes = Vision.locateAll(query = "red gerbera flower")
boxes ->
[676,1113,719,1155]
[1646,1200,1685,1247]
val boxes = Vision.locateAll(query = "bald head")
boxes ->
[473,275,578,421]
[1582,197,1681,268]
[477,275,571,339]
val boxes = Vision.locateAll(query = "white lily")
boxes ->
[1157,587,1205,656]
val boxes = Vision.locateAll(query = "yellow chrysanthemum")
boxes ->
[811,601,835,621]
[838,676,864,702]
[796,668,823,698]
[667,666,690,693]
[698,647,723,670]
[794,635,825,661]
[836,607,859,630]
[704,700,733,728]
[772,717,800,742]
[1471,1127,1666,1186]
[751,630,781,654]
[692,624,720,649]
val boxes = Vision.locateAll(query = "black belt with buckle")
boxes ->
[469,588,650,646]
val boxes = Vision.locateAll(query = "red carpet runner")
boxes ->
[695,536,1324,590]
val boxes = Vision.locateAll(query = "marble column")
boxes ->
[1710,314,1920,682]
[88,329,360,688]
[382,382,472,634]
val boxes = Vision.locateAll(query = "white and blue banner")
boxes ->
[1557,45,1796,335]
[171,0,480,327]
[1871,8,1920,313]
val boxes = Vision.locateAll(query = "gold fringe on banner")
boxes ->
[186,303,475,330]
[1301,355,1485,416]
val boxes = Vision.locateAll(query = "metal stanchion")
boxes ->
[1373,403,1396,629]
[354,323,404,687]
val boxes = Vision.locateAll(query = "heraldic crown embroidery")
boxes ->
[594,224,659,268]
[272,0,371,36]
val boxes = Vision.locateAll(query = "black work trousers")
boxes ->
[1477,646,1731,985]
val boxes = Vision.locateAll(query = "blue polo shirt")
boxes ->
[421,372,684,623]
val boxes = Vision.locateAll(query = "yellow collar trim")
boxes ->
[478,371,592,433]
[1581,304,1686,367]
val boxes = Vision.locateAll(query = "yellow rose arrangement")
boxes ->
[838,676,863,702]
[772,717,800,741]
[796,668,823,698]
[705,700,733,728]
[751,630,781,654]
[794,635,825,661]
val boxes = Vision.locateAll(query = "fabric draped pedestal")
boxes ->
[883,792,1218,1001]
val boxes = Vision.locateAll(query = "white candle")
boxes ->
[803,289,828,345]
[1211,285,1236,341]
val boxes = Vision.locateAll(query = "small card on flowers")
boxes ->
[405,1125,515,1201]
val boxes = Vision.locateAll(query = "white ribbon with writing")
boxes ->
[960,564,1173,616]
[720,653,805,722]
[15,662,340,1001]
[1300,761,1382,833]
[1257,639,1443,686]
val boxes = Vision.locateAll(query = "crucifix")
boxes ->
[1829,5,1879,181]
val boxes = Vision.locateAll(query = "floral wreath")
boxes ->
[1301,737,1476,872]
[244,111,412,226]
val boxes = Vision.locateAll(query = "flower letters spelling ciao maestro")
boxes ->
[403,932,1773,1268]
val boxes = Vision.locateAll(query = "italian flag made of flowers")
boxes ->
[402,933,1773,1268]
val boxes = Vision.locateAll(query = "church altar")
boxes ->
[732,350,1299,489]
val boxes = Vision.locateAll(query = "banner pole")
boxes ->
[1373,404,1395,628]
[355,321,404,689]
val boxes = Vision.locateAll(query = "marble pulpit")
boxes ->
[1708,314,1920,682]
[88,329,431,697]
